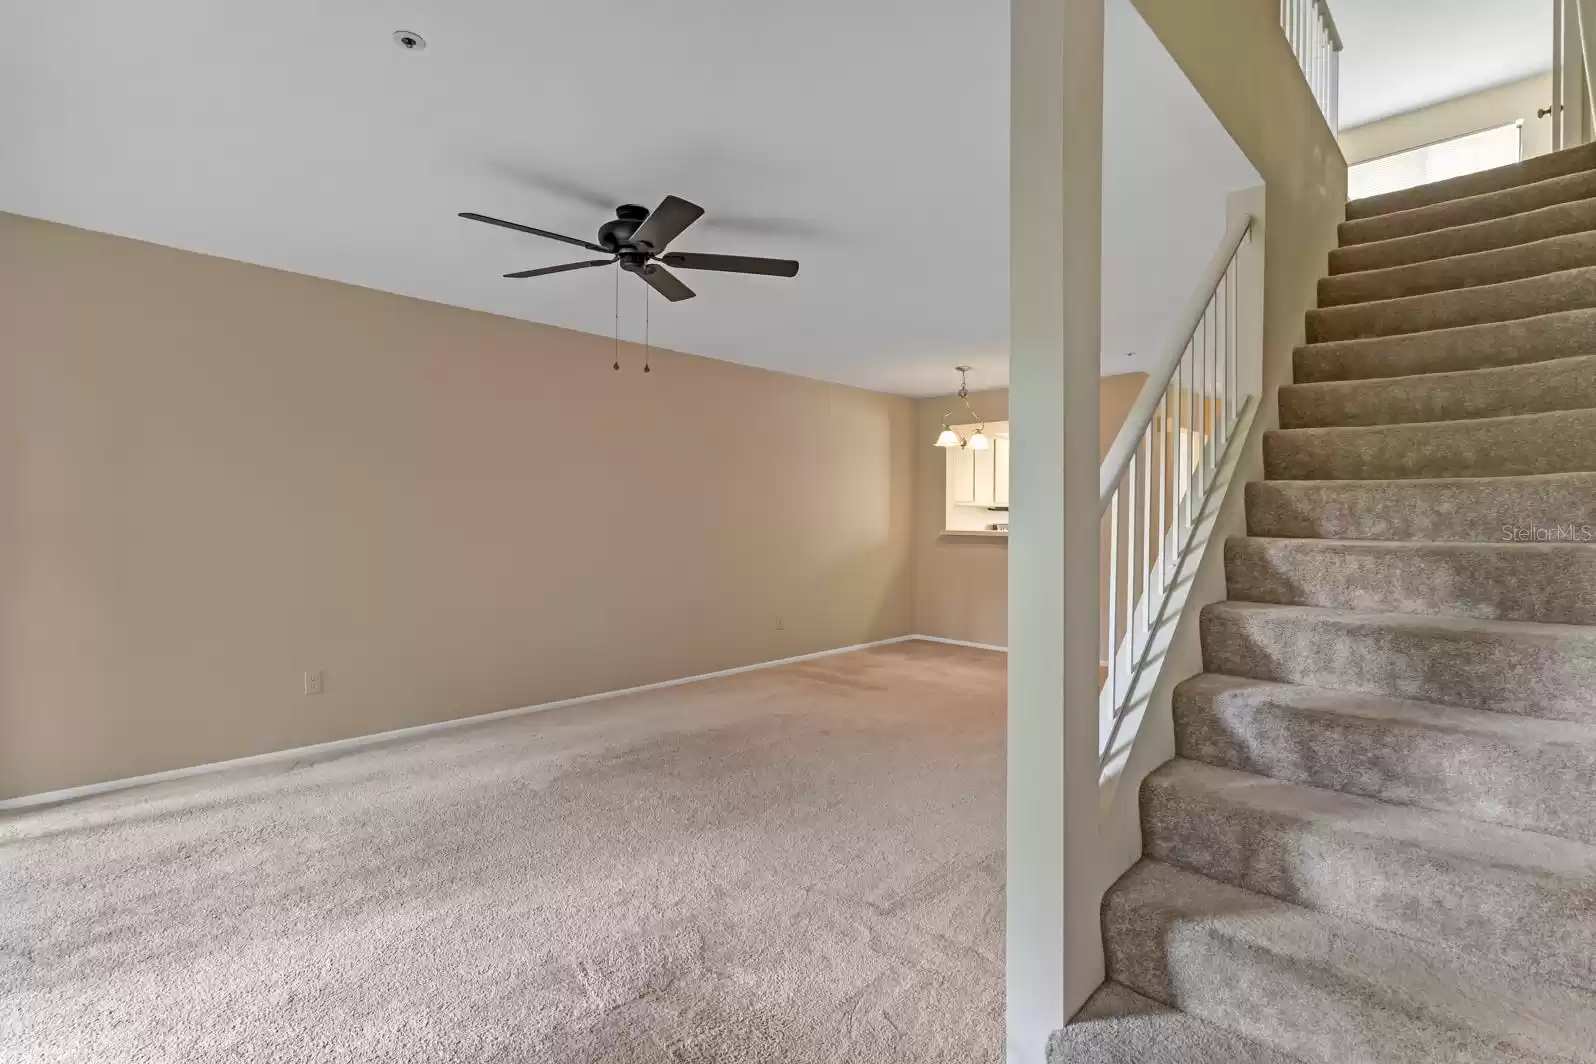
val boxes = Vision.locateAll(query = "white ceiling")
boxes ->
[0,0,1255,397]
[1335,0,1554,130]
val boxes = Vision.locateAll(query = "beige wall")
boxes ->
[911,374,1145,648]
[1339,71,1555,166]
[0,212,918,800]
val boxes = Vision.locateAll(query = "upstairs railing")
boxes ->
[1097,214,1256,773]
[1281,0,1343,132]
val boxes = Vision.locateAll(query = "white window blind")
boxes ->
[1348,121,1523,201]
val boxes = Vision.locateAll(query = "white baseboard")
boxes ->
[0,634,1000,812]
[911,634,1009,653]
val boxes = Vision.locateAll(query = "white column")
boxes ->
[1007,0,1105,1060]
[1574,0,1596,145]
[1556,1,1568,152]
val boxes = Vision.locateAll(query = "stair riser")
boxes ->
[1306,266,1596,344]
[1245,474,1596,542]
[1142,772,1596,992]
[1107,925,1511,1064]
[1319,232,1596,308]
[1280,354,1596,428]
[1054,985,1304,1064]
[1263,408,1596,481]
[1105,928,1366,1064]
[1105,863,1595,1064]
[1340,168,1596,247]
[1201,605,1596,721]
[1225,539,1596,624]
[1173,679,1596,843]
[1331,197,1596,275]
[1295,308,1596,383]
[1345,143,1596,222]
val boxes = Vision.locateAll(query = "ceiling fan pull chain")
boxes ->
[643,285,652,373]
[613,264,621,371]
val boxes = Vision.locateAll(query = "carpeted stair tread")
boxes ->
[1119,154,1596,1064]
[1142,759,1596,991]
[1332,196,1596,276]
[1295,307,1596,383]
[1245,472,1596,541]
[1339,167,1596,248]
[1263,406,1596,481]
[1103,860,1596,1064]
[1306,264,1596,343]
[1345,141,1596,222]
[1279,353,1596,428]
[1224,537,1596,624]
[1173,673,1596,843]
[1200,601,1596,721]
[1319,230,1596,308]
[1051,983,1307,1064]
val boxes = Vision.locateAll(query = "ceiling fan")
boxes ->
[459,196,800,302]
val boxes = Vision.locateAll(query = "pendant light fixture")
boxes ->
[934,366,988,449]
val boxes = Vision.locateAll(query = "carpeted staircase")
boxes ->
[1054,144,1596,1062]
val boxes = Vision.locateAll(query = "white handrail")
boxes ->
[1099,214,1253,511]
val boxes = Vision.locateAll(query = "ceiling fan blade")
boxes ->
[503,258,614,279]
[659,252,800,277]
[636,264,696,302]
[629,195,705,252]
[459,212,608,253]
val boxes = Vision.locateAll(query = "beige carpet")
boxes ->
[0,641,1005,1064]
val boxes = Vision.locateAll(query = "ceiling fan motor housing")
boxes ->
[598,205,651,253]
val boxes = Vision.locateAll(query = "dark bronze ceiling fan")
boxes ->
[459,195,800,302]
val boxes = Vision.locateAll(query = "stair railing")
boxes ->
[1281,0,1343,132]
[1097,213,1256,775]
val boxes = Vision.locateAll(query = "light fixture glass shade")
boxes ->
[935,427,961,448]
[967,429,991,451]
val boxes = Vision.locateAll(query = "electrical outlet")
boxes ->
[303,670,324,696]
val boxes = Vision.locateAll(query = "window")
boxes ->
[1347,121,1523,201]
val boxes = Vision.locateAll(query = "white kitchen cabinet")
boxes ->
[993,435,1010,507]
[945,423,1012,514]
[972,444,995,504]
[951,445,977,505]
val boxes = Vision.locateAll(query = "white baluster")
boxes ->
[1107,483,1119,706]
[1126,452,1138,682]
[1142,424,1154,638]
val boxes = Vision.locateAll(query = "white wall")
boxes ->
[1102,0,1261,378]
